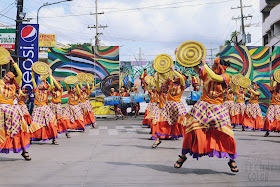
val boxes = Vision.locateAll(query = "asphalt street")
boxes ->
[1,116,280,187]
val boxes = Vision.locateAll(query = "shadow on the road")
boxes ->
[0,157,23,161]
[104,144,179,150]
[263,140,280,144]
[105,162,235,175]
[237,138,260,141]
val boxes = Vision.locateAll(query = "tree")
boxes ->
[69,43,92,47]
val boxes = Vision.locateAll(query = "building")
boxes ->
[260,0,280,46]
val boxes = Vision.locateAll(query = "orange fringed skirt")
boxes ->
[263,104,280,132]
[0,131,30,153]
[30,105,58,141]
[243,103,264,130]
[182,100,237,160]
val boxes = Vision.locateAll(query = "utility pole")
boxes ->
[136,47,144,65]
[88,0,108,47]
[232,0,252,45]
[15,0,24,59]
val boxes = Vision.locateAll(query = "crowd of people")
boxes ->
[0,57,96,160]
[141,56,280,173]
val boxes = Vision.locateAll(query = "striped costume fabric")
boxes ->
[223,101,235,116]
[245,103,263,119]
[85,100,93,111]
[1,105,24,138]
[18,105,29,116]
[79,101,93,113]
[184,100,234,139]
[29,105,57,133]
[186,100,231,128]
[64,104,83,123]
[161,101,187,126]
[265,105,280,122]
[49,102,63,119]
[232,103,246,116]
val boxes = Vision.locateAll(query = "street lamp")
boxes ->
[37,0,72,24]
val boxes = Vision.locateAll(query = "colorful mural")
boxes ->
[48,46,120,115]
[220,46,280,113]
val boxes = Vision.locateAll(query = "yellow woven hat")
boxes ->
[76,73,87,82]
[0,47,11,65]
[176,41,206,67]
[64,76,78,85]
[32,61,51,75]
[153,54,174,74]
[86,73,94,83]
[238,77,251,89]
[273,69,280,83]
[231,74,242,86]
[154,71,173,83]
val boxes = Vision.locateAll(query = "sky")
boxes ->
[0,0,262,61]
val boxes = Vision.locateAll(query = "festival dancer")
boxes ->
[231,86,246,128]
[64,82,85,131]
[223,85,235,121]
[29,71,58,145]
[0,57,31,160]
[49,80,70,138]
[174,58,239,173]
[151,67,186,148]
[133,87,140,117]
[243,82,264,131]
[140,69,148,93]
[263,78,280,136]
[120,86,129,119]
[79,81,96,127]
[142,82,154,127]
[110,87,124,120]
[17,87,32,125]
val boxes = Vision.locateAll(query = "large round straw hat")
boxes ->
[144,75,153,85]
[86,73,94,82]
[273,69,280,83]
[32,61,51,75]
[64,75,78,85]
[231,74,242,85]
[153,54,173,74]
[176,41,206,67]
[0,47,11,65]
[154,71,173,83]
[76,73,87,82]
[238,77,251,89]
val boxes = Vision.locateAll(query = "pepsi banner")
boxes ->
[19,24,39,90]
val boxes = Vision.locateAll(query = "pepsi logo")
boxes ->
[21,25,37,42]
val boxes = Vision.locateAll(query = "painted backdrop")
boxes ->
[48,46,119,115]
[220,46,280,114]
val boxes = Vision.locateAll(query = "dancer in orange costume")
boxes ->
[50,80,71,138]
[142,82,154,127]
[151,66,186,148]
[0,57,31,160]
[64,82,85,131]
[110,87,124,120]
[17,87,32,125]
[30,70,58,145]
[264,78,280,136]
[243,82,264,131]
[79,81,96,127]
[140,69,148,93]
[191,75,200,91]
[231,86,246,128]
[223,86,235,121]
[175,58,238,173]
[120,86,129,119]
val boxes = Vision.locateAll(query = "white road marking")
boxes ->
[88,129,100,135]
[98,126,108,129]
[108,129,119,135]
[116,126,125,129]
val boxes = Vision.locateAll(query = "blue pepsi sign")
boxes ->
[18,24,39,90]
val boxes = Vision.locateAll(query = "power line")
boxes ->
[33,0,238,19]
